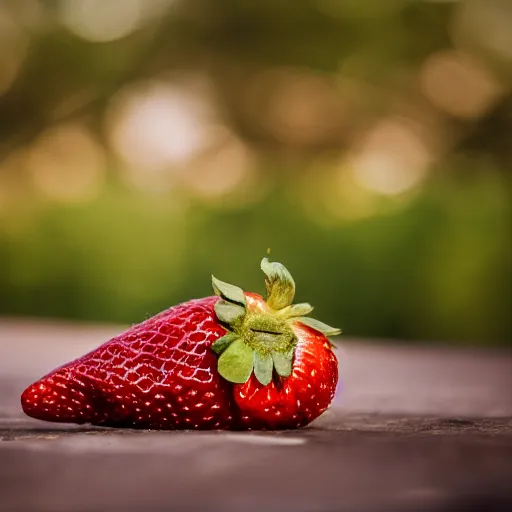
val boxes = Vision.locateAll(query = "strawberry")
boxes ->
[21,259,340,430]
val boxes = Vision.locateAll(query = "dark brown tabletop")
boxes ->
[1,319,511,512]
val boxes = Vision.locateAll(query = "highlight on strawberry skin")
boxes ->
[21,259,341,430]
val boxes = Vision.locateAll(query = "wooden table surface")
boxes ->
[1,319,511,512]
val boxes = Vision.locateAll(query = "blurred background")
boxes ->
[0,0,510,346]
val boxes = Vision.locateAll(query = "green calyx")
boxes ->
[210,258,341,386]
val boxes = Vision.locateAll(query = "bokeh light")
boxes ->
[419,50,503,119]
[350,118,431,196]
[60,0,144,43]
[26,123,106,203]
[59,0,178,43]
[258,69,346,147]
[182,127,255,203]
[106,80,214,180]
[452,0,512,63]
[0,8,28,95]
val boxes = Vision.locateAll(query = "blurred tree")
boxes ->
[0,0,510,345]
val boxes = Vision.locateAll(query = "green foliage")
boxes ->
[0,0,510,347]
[0,170,509,346]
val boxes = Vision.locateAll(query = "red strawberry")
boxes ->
[21,259,340,430]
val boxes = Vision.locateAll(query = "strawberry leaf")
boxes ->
[211,333,238,355]
[272,349,294,378]
[211,276,246,306]
[218,338,254,383]
[214,299,246,325]
[281,302,314,318]
[295,317,341,337]
[253,352,273,385]
[261,258,296,310]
